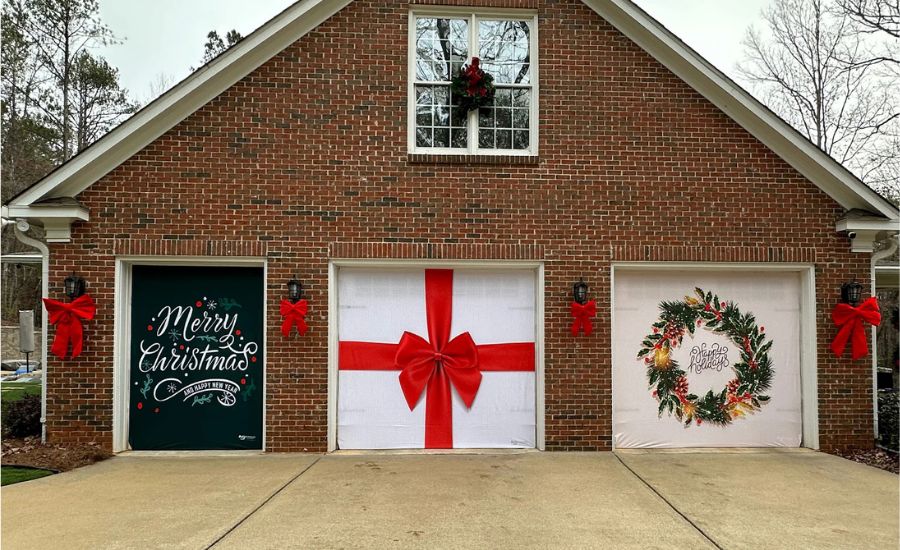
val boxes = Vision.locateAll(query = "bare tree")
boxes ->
[740,0,899,197]
[836,0,900,37]
[25,0,115,161]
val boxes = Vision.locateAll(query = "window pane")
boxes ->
[434,128,450,147]
[513,130,529,149]
[416,18,468,82]
[479,20,530,84]
[415,84,467,149]
[479,129,495,148]
[496,130,512,149]
[416,127,433,147]
[479,107,495,128]
[451,129,468,148]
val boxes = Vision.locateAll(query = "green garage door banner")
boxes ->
[129,265,264,450]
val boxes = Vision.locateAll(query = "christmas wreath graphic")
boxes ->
[636,288,774,426]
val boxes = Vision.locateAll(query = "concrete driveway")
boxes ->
[1,450,896,549]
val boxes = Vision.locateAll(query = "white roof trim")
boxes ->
[8,0,352,206]
[7,0,898,221]
[582,0,898,219]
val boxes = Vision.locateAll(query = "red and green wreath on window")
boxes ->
[636,288,774,426]
[451,57,495,111]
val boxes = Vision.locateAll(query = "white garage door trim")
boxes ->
[610,262,818,450]
[327,259,546,452]
[112,256,268,453]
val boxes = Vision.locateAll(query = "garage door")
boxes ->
[129,265,264,450]
[337,267,537,449]
[613,269,802,448]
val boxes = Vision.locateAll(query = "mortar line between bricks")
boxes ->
[205,455,323,549]
[614,453,724,550]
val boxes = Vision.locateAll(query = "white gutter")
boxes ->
[871,235,899,438]
[11,219,50,444]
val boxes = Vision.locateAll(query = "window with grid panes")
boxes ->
[410,12,537,155]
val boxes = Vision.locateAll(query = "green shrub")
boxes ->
[878,390,899,452]
[2,393,41,438]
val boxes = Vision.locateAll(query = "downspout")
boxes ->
[12,219,50,444]
[871,235,899,440]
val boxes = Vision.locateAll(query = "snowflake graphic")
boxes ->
[166,383,178,393]
[168,328,180,342]
[207,300,217,310]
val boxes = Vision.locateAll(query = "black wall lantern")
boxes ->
[63,272,86,299]
[840,279,863,306]
[286,277,303,303]
[573,278,589,305]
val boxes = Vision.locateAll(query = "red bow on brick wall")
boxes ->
[831,297,881,360]
[280,299,309,337]
[43,294,96,359]
[571,300,596,336]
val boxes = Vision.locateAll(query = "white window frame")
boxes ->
[407,8,539,156]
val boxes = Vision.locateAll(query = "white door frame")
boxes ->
[610,262,819,450]
[327,259,546,451]
[113,256,268,453]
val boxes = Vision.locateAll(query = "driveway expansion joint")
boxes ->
[204,454,324,549]
[614,452,724,550]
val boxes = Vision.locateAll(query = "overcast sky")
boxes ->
[98,0,773,102]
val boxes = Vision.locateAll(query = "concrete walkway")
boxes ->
[1,450,896,549]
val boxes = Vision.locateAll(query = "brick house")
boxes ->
[4,0,897,453]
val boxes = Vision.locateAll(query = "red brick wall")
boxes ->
[44,0,874,452]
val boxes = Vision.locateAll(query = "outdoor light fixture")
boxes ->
[573,278,589,305]
[287,277,303,303]
[63,272,86,299]
[840,279,863,306]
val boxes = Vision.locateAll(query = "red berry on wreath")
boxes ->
[241,378,247,385]
[179,344,185,350]
[760,326,765,333]
[147,325,153,331]
[251,356,257,363]
[235,329,241,336]
[137,402,143,410]
[196,300,203,307]
[154,407,160,413]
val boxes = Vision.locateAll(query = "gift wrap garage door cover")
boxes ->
[126,266,804,450]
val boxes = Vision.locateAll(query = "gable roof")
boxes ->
[5,0,898,224]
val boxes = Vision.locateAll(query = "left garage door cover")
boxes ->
[129,265,264,450]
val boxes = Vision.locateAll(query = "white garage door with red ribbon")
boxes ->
[337,267,537,449]
[613,269,803,448]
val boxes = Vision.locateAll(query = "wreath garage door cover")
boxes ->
[129,266,264,450]
[613,270,802,448]
[337,268,537,449]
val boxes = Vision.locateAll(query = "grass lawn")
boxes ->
[1,466,54,486]
[0,381,41,405]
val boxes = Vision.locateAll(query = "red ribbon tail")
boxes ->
[831,322,854,357]
[583,318,593,336]
[281,317,293,338]
[425,367,453,449]
[50,324,69,359]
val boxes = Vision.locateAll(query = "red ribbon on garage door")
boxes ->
[338,269,535,449]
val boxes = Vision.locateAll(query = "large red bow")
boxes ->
[831,297,881,360]
[396,330,481,410]
[280,299,309,337]
[43,294,96,359]
[571,300,597,336]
